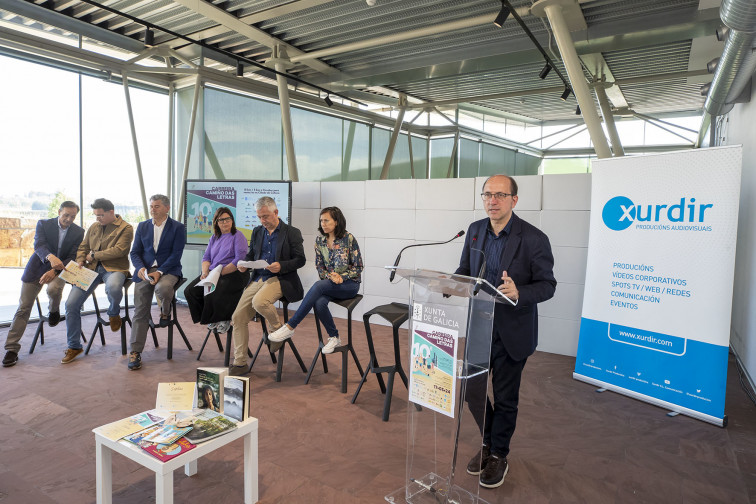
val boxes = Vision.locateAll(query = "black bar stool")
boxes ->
[197,325,235,365]
[147,277,192,359]
[85,278,133,355]
[249,301,307,382]
[29,296,85,353]
[304,295,364,393]
[351,302,409,421]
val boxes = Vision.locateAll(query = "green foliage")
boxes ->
[46,191,71,218]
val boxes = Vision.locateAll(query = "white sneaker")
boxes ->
[215,320,231,333]
[268,324,295,342]
[322,336,342,354]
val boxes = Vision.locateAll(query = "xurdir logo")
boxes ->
[602,196,713,231]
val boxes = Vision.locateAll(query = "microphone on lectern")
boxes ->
[388,230,465,282]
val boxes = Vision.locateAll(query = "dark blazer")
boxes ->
[246,221,306,303]
[22,217,85,283]
[130,217,186,282]
[456,213,557,361]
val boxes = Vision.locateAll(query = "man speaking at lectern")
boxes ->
[455,174,556,488]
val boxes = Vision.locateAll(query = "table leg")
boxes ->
[185,459,198,477]
[95,440,113,504]
[155,470,174,504]
[243,430,259,503]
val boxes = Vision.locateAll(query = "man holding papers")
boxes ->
[127,195,186,371]
[63,198,133,364]
[2,201,84,367]
[229,196,305,376]
[455,175,556,489]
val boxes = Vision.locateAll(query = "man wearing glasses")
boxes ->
[456,175,556,488]
[62,198,133,364]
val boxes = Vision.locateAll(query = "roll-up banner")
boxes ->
[575,146,742,426]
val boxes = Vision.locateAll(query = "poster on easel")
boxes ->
[575,146,742,426]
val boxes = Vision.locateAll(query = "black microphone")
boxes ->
[389,230,465,282]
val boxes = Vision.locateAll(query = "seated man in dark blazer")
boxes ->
[2,201,84,367]
[456,175,556,489]
[229,196,306,376]
[127,194,186,371]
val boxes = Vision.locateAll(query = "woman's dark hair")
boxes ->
[318,206,347,239]
[212,207,236,237]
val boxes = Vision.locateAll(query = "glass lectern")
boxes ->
[385,268,506,504]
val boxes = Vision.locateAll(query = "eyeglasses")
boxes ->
[217,217,232,223]
[481,192,513,201]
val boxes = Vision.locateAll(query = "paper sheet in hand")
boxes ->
[196,264,222,296]
[60,263,99,291]
[237,259,270,270]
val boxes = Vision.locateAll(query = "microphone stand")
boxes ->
[388,230,465,282]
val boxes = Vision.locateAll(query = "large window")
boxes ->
[0,54,168,324]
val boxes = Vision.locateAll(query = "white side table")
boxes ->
[93,416,259,504]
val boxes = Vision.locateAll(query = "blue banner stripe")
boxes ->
[575,317,728,419]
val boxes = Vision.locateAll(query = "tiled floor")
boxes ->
[0,304,754,503]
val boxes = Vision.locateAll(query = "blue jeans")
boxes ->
[287,279,359,338]
[65,263,126,349]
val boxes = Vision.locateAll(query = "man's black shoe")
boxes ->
[466,444,491,475]
[2,351,18,367]
[479,454,508,489]
[48,311,61,327]
[158,315,171,328]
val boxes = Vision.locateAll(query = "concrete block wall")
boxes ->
[289,173,592,358]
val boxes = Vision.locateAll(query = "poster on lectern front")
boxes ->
[409,321,458,418]
[575,146,742,425]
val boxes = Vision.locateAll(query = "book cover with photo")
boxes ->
[184,409,237,444]
[196,367,228,414]
[142,438,196,462]
[223,376,250,422]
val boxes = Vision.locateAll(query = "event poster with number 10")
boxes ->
[408,321,458,418]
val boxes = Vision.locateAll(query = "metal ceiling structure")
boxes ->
[0,0,728,122]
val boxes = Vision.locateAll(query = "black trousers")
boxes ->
[184,270,248,324]
[466,335,527,458]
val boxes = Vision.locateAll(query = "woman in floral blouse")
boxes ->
[268,206,363,354]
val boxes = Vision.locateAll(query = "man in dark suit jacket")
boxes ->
[127,195,186,371]
[229,196,306,375]
[2,201,84,367]
[455,175,557,488]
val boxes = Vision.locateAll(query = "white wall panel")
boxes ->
[414,241,463,272]
[301,234,316,262]
[416,178,475,210]
[553,246,588,285]
[366,179,417,209]
[364,266,409,299]
[539,282,584,321]
[537,316,580,357]
[475,175,542,211]
[292,208,321,232]
[321,181,365,209]
[292,181,320,209]
[364,209,416,239]
[346,210,367,240]
[415,210,474,241]
[540,211,590,248]
[516,210,541,229]
[363,237,416,268]
[542,173,591,210]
